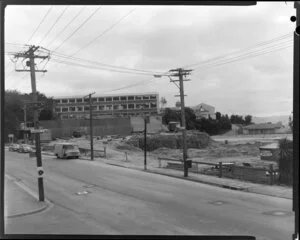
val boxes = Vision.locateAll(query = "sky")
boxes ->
[4,2,296,117]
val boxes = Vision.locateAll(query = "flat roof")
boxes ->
[53,92,159,99]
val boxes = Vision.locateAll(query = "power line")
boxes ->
[26,6,53,44]
[192,39,292,71]
[49,52,166,75]
[69,8,136,57]
[37,6,70,46]
[50,58,166,76]
[182,32,293,69]
[46,6,86,49]
[52,6,102,53]
[192,43,292,76]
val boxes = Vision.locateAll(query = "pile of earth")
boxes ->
[126,131,212,151]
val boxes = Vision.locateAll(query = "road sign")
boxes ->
[37,167,44,178]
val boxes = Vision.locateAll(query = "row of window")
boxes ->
[55,95,157,104]
[55,103,157,112]
[60,112,157,119]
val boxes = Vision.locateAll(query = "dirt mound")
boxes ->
[126,131,212,151]
[115,142,142,152]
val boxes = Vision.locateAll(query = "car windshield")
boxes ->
[64,145,77,150]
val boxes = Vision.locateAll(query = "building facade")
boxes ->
[53,92,159,120]
[191,103,216,120]
[242,122,283,135]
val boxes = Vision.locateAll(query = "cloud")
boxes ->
[4,3,295,116]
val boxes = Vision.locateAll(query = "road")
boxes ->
[5,151,294,238]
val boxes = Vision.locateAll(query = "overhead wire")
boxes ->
[182,32,293,69]
[37,6,70,46]
[51,6,102,53]
[26,6,53,44]
[46,6,86,49]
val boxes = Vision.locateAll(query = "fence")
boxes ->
[157,157,278,185]
[78,147,106,158]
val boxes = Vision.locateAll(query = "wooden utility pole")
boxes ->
[144,115,147,171]
[84,92,95,161]
[169,68,192,177]
[14,45,49,202]
[23,102,27,143]
[293,2,300,240]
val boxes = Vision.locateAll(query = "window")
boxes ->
[76,98,83,103]
[69,107,76,112]
[106,97,112,102]
[113,105,119,110]
[143,96,150,100]
[98,106,105,111]
[128,96,134,100]
[92,98,97,102]
[62,99,68,103]
[135,96,141,100]
[77,107,83,111]
[69,99,75,103]
[113,97,119,101]
[55,99,61,104]
[120,96,127,101]
[144,104,149,108]
[151,103,157,108]
[106,105,112,110]
[62,107,68,112]
[84,98,89,102]
[98,98,104,102]
[128,104,134,109]
[150,95,157,100]
[84,106,90,111]
[92,106,97,111]
[55,108,61,112]
[121,104,127,109]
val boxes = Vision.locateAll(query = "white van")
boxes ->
[54,143,80,159]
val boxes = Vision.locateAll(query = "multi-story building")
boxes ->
[191,103,216,120]
[53,92,159,120]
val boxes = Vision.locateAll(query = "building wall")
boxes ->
[40,118,133,139]
[130,116,163,133]
[53,93,159,120]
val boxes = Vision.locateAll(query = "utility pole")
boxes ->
[23,102,27,144]
[14,45,49,202]
[292,2,300,240]
[169,68,192,177]
[84,92,95,161]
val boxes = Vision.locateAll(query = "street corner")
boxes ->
[4,175,50,219]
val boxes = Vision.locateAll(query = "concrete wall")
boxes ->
[40,118,133,139]
[130,116,163,133]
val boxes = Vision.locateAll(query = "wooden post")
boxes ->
[270,164,274,185]
[159,158,161,168]
[219,162,223,178]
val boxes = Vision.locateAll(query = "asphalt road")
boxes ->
[4,151,294,238]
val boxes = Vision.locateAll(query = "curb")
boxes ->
[5,174,52,218]
[103,162,293,199]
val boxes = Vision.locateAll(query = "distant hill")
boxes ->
[252,115,290,126]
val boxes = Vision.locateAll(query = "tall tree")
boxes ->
[244,115,252,125]
[216,112,221,121]
[160,97,167,109]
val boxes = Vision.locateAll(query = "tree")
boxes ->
[244,115,252,125]
[184,107,196,130]
[216,112,221,121]
[278,138,293,185]
[162,108,180,125]
[288,113,293,131]
[160,97,167,109]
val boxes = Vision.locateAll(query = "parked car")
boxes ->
[18,144,33,153]
[9,144,20,152]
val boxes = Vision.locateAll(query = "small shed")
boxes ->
[259,142,280,161]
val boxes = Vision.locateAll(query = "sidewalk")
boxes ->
[81,156,293,200]
[5,175,49,218]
